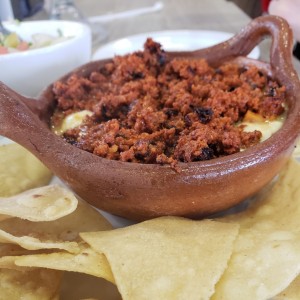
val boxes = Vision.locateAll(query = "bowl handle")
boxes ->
[0,81,102,185]
[186,15,298,89]
[0,82,53,151]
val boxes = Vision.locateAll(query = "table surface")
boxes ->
[37,0,300,73]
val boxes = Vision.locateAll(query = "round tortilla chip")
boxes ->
[0,185,78,221]
[0,198,112,253]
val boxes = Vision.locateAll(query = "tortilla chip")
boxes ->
[0,229,79,253]
[15,243,115,283]
[0,255,29,270]
[0,243,52,270]
[0,185,78,221]
[212,159,300,300]
[0,143,52,197]
[0,198,112,253]
[81,217,239,300]
[0,268,62,299]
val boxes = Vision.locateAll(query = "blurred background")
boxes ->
[2,0,265,21]
[1,0,299,62]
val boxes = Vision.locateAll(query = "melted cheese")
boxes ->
[55,110,285,145]
[54,110,93,135]
[242,116,284,142]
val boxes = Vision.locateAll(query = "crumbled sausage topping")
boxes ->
[51,39,285,165]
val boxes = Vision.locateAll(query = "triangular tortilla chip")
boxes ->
[212,159,300,300]
[14,243,115,283]
[81,217,239,300]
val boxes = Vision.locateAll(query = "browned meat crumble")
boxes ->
[51,39,285,165]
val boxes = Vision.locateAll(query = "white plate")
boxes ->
[93,30,260,60]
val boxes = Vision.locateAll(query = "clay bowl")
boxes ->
[1,16,300,221]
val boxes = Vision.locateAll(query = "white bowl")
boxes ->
[0,20,91,97]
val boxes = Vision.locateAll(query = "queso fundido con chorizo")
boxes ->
[51,39,285,166]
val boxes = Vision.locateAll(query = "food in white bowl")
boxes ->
[0,30,70,54]
[0,20,91,97]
